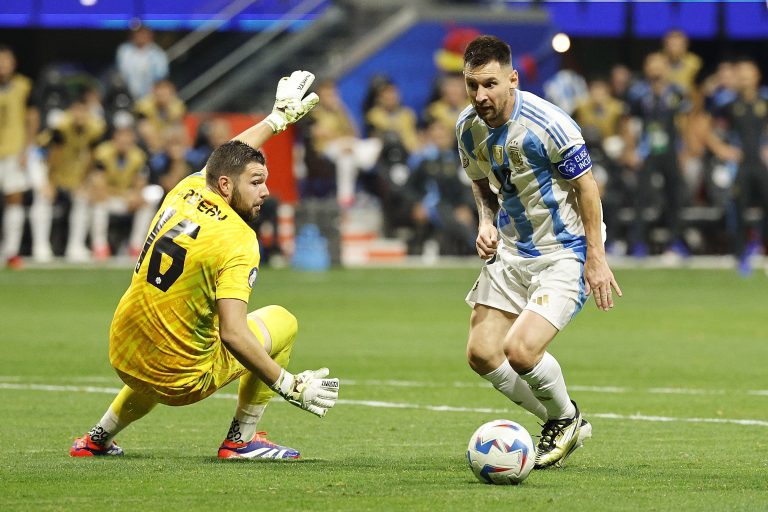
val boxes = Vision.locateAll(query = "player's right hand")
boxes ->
[476,223,499,260]
[264,70,320,134]
[270,367,339,417]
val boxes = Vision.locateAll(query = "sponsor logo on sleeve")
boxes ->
[556,145,591,179]
[248,267,259,288]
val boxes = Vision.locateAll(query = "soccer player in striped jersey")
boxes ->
[70,71,339,460]
[458,36,622,469]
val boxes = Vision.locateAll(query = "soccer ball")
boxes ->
[467,419,535,485]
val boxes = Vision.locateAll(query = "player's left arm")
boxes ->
[570,169,622,311]
[545,107,622,310]
[218,298,283,385]
[218,298,339,417]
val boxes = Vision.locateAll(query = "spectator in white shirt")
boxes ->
[116,24,169,101]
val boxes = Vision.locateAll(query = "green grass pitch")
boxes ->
[0,266,766,511]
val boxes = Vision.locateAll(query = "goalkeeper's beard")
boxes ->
[231,185,260,223]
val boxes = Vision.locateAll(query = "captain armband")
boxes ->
[555,145,592,180]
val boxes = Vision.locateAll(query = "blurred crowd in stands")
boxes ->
[1,26,766,273]
[0,25,245,268]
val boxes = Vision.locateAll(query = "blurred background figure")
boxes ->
[609,64,636,105]
[134,79,186,145]
[0,44,39,269]
[708,58,768,275]
[82,84,105,121]
[116,23,169,101]
[701,60,738,113]
[624,52,692,258]
[145,123,193,196]
[37,94,106,261]
[661,29,702,94]
[307,79,381,208]
[424,73,468,132]
[188,117,232,171]
[365,78,419,155]
[575,77,626,144]
[574,77,628,253]
[544,67,588,116]
[403,118,475,256]
[102,69,134,130]
[36,67,69,134]
[88,123,159,260]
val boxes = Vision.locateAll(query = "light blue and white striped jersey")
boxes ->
[456,89,600,261]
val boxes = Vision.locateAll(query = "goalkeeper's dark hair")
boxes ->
[205,140,266,188]
[463,35,511,68]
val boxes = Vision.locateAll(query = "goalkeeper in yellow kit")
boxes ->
[70,71,339,460]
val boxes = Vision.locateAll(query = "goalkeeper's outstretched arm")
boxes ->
[199,70,319,175]
[232,70,319,150]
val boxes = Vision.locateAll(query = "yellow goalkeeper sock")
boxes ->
[89,385,158,446]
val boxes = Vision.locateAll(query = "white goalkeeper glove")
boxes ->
[263,70,320,134]
[269,367,339,417]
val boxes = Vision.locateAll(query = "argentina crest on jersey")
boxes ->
[507,138,525,173]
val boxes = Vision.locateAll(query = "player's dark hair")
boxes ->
[0,43,14,54]
[205,140,266,188]
[463,35,511,68]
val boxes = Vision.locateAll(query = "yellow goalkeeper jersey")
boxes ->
[109,171,260,392]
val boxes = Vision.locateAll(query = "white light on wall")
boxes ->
[552,33,571,54]
[80,0,98,6]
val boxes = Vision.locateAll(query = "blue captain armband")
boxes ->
[556,145,592,180]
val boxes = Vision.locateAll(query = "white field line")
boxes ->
[1,382,766,428]
[0,383,124,394]
[342,380,768,397]
[2,376,767,397]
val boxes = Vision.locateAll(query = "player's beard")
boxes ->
[476,97,508,126]
[475,87,514,126]
[230,185,259,223]
[475,104,496,124]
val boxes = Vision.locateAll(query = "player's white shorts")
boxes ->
[0,154,30,194]
[465,246,588,331]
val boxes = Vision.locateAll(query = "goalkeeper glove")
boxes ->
[264,70,320,134]
[269,367,339,417]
